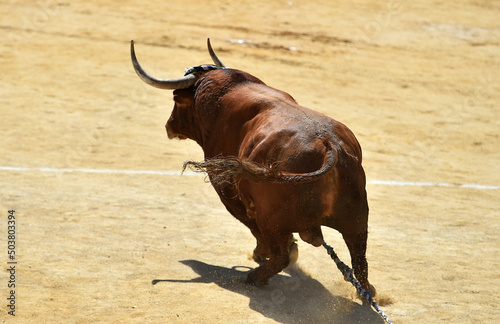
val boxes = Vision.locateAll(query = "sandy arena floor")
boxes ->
[1,0,499,323]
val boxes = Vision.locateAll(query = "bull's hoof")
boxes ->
[245,271,269,286]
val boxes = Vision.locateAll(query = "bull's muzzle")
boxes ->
[166,123,187,140]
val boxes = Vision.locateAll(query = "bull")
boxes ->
[130,39,375,295]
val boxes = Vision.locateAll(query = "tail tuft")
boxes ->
[183,157,279,186]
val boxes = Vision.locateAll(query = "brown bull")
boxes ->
[131,39,375,295]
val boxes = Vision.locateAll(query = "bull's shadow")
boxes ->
[153,260,384,323]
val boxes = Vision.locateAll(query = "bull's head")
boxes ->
[130,39,226,143]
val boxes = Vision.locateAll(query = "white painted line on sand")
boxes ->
[1,166,498,190]
[0,166,199,177]
[368,179,500,190]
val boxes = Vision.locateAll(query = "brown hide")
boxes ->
[166,68,375,295]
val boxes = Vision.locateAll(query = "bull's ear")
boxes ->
[173,89,194,106]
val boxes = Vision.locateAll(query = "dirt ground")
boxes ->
[1,0,499,323]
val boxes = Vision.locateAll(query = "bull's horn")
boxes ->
[130,40,197,90]
[207,38,226,68]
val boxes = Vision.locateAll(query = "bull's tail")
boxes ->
[183,139,337,185]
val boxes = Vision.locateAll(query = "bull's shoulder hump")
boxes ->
[229,82,296,105]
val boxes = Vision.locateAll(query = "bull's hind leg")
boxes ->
[246,233,291,286]
[342,230,376,297]
[251,228,271,262]
[253,233,298,264]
